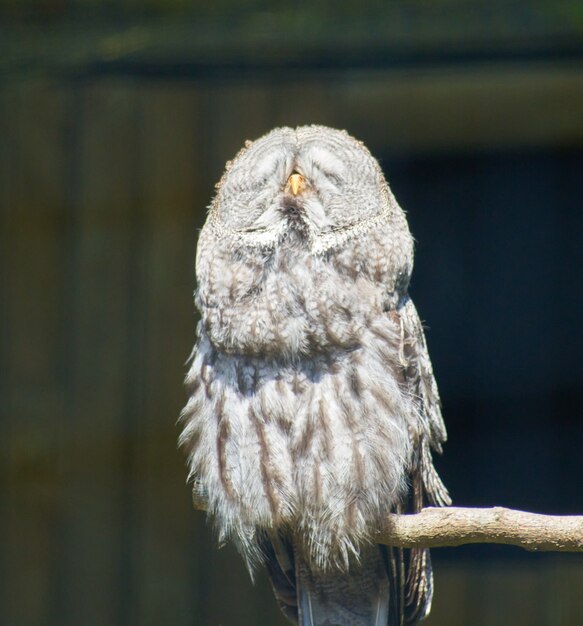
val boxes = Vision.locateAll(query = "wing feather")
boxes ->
[393,296,451,622]
[398,296,450,507]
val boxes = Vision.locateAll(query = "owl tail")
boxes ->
[295,545,390,626]
[263,533,424,625]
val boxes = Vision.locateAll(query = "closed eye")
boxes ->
[246,175,271,191]
[245,147,289,191]
[321,169,342,185]
[236,225,267,233]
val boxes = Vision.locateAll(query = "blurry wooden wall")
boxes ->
[1,80,200,625]
[2,3,583,625]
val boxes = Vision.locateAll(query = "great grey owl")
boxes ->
[180,125,450,625]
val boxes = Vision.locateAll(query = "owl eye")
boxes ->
[311,163,343,187]
[245,175,270,192]
[322,170,342,185]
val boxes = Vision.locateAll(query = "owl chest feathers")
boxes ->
[197,224,408,359]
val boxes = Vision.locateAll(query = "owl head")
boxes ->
[208,125,397,247]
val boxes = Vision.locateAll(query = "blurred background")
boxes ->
[1,1,582,625]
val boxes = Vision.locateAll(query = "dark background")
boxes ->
[1,2,582,625]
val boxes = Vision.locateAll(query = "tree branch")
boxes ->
[381,507,583,552]
[192,497,583,552]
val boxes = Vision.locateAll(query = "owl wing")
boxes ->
[397,296,449,507]
[390,295,451,623]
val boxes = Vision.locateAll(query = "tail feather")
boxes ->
[381,546,405,626]
[295,544,391,626]
[404,548,433,623]
[262,535,433,625]
[262,532,299,623]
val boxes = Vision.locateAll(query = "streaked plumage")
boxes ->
[180,126,449,625]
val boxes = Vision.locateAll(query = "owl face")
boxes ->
[212,126,390,243]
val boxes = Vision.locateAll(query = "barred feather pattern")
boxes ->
[180,126,449,624]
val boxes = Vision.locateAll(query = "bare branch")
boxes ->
[380,507,583,552]
[192,497,583,552]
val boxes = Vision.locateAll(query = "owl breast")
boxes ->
[196,220,407,359]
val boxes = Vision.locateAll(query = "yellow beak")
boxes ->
[287,173,305,196]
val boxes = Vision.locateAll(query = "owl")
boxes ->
[180,126,450,625]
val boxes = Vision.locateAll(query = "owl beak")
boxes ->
[287,172,305,196]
